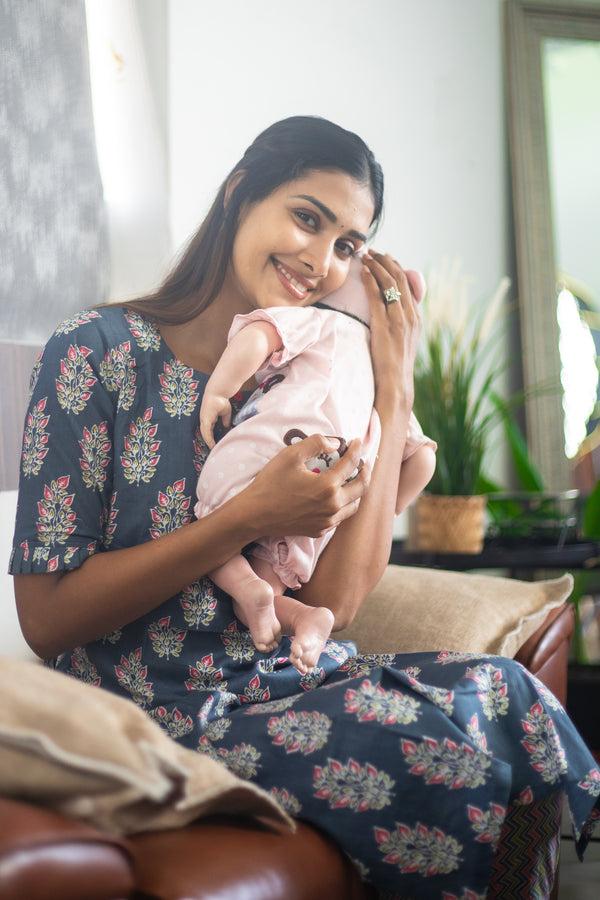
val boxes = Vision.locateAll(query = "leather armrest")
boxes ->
[0,797,134,900]
[514,603,575,705]
[129,814,374,900]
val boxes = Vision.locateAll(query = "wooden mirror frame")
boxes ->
[504,0,600,491]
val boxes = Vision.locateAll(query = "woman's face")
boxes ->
[225,169,375,311]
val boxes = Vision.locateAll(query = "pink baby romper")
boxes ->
[194,259,435,589]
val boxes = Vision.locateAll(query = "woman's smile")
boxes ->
[272,258,316,301]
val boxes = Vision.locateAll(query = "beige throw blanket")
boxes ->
[0,655,292,835]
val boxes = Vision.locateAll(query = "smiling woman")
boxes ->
[9,115,600,898]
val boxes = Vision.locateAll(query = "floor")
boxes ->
[557,807,600,899]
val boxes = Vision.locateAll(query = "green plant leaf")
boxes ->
[582,478,600,539]
[569,571,593,664]
[476,474,500,494]
[491,395,546,492]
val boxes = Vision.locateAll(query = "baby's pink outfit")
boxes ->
[194,259,435,589]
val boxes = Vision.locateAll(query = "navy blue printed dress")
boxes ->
[10,307,600,899]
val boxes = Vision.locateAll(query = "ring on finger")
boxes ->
[383,286,401,304]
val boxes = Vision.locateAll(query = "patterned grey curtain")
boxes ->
[0,0,108,343]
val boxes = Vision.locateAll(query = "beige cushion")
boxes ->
[336,565,573,658]
[0,655,292,836]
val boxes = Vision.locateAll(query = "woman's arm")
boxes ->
[14,432,368,659]
[297,253,425,629]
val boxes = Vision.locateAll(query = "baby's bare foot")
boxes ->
[289,606,335,675]
[233,581,281,653]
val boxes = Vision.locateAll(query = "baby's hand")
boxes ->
[200,393,232,449]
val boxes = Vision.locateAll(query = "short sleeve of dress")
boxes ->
[228,307,326,373]
[10,312,118,575]
[403,412,437,461]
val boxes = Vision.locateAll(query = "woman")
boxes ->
[11,116,599,898]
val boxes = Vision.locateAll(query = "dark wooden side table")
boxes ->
[389,539,600,578]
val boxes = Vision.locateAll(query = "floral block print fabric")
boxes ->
[10,307,600,899]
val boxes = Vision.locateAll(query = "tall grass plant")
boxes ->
[413,261,511,496]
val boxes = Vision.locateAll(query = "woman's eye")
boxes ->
[295,210,317,228]
[336,240,355,258]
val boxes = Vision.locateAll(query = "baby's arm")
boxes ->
[393,412,437,513]
[395,444,436,514]
[200,320,282,448]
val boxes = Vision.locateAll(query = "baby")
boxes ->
[195,257,435,673]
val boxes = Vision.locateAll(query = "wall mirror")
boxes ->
[504,0,600,492]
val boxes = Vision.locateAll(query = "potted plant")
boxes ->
[411,261,512,553]
[483,399,582,546]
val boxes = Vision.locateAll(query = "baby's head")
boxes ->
[323,254,426,326]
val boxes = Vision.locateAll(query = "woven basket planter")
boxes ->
[414,494,487,554]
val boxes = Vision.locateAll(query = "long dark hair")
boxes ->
[116,116,384,325]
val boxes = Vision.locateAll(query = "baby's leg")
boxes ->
[250,558,334,675]
[209,555,281,653]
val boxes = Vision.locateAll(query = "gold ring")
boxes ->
[383,286,401,304]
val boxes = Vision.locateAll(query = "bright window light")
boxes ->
[557,287,598,457]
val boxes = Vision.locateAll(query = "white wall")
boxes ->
[168,0,511,296]
[0,492,36,660]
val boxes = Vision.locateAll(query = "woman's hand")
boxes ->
[298,253,430,627]
[360,251,424,415]
[240,433,370,539]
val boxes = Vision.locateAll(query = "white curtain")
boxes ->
[85,0,171,300]
[0,0,108,341]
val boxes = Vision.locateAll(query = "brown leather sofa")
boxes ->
[0,603,574,900]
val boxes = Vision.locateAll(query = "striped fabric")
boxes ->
[487,793,561,899]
